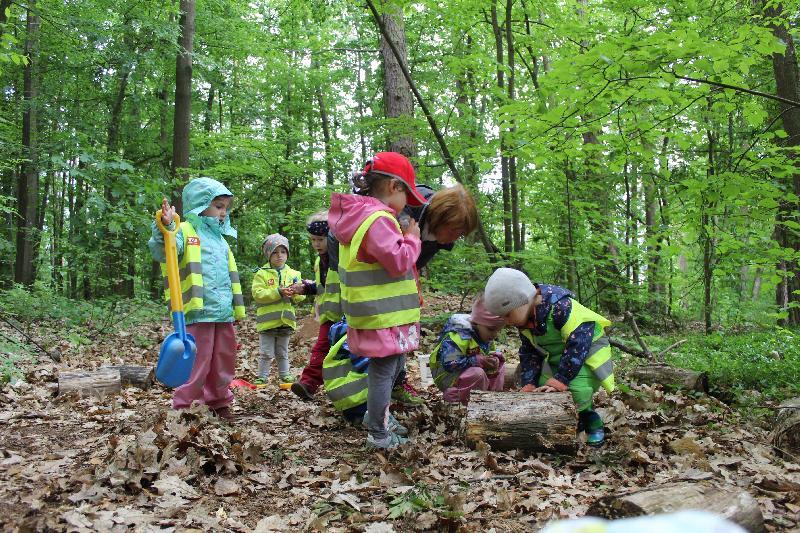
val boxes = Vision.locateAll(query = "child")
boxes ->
[429,296,506,405]
[322,319,408,436]
[290,211,338,400]
[483,268,615,446]
[252,233,305,384]
[328,151,424,449]
[148,177,246,419]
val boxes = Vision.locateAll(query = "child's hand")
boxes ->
[279,286,293,298]
[403,218,420,239]
[520,383,537,393]
[534,378,568,393]
[289,282,305,295]
[160,197,177,225]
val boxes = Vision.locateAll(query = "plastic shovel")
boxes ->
[155,212,197,388]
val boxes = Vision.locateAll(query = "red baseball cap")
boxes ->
[363,152,428,207]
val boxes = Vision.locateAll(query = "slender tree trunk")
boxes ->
[491,3,512,253]
[355,51,368,162]
[766,4,800,325]
[313,60,334,186]
[505,0,521,252]
[204,84,214,133]
[14,1,39,286]
[702,129,716,334]
[172,0,196,212]
[380,1,415,158]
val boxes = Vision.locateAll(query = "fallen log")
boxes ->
[771,397,800,458]
[502,363,520,390]
[465,391,577,455]
[587,481,764,533]
[101,365,154,390]
[58,368,121,397]
[627,363,708,393]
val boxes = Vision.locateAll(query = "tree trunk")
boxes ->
[313,60,335,186]
[588,481,764,532]
[204,84,214,133]
[491,3,512,253]
[172,0,196,208]
[505,0,521,252]
[58,368,122,397]
[702,129,716,334]
[14,1,39,287]
[465,391,577,455]
[771,397,800,458]
[766,4,800,326]
[379,1,415,158]
[627,364,709,393]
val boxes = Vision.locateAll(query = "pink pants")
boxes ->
[172,322,237,410]
[442,365,505,405]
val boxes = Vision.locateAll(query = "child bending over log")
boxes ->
[484,268,615,447]
[429,297,506,405]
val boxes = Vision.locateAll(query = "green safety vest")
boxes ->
[430,330,491,390]
[521,298,614,392]
[338,211,420,329]
[253,264,303,332]
[322,334,368,411]
[316,258,342,323]
[161,222,246,320]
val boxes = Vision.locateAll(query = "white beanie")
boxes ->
[262,233,289,258]
[484,268,536,316]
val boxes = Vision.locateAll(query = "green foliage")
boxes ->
[643,328,800,403]
[388,483,465,520]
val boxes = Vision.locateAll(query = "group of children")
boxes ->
[148,152,614,448]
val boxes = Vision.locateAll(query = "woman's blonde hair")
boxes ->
[426,184,478,236]
[306,210,328,224]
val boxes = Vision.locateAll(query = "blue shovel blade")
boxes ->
[156,332,197,388]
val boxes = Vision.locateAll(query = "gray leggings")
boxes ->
[259,333,291,379]
[367,354,406,440]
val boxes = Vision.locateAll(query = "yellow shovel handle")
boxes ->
[155,211,183,313]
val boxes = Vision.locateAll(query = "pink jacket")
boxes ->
[329,193,421,358]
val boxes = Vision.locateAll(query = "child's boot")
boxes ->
[366,432,408,450]
[579,409,605,447]
[290,381,313,400]
[362,411,408,437]
[391,382,424,407]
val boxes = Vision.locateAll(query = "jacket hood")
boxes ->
[440,313,474,341]
[328,193,397,245]
[182,177,237,238]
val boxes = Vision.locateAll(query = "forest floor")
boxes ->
[0,292,799,532]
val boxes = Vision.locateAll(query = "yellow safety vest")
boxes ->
[317,266,342,323]
[253,264,304,332]
[338,211,420,329]
[430,329,491,390]
[521,298,614,392]
[322,334,368,411]
[160,222,246,320]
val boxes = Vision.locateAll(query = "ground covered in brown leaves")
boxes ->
[0,293,799,531]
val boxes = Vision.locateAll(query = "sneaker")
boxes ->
[391,382,424,407]
[290,381,313,401]
[279,374,296,384]
[366,432,408,450]
[253,377,268,388]
[213,406,235,420]
[362,411,408,437]
[586,427,605,447]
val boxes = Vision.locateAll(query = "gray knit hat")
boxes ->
[262,233,289,258]
[484,268,536,316]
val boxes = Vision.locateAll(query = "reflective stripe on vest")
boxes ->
[161,222,245,320]
[521,298,614,392]
[318,268,342,323]
[338,211,420,330]
[322,335,368,411]
[255,265,302,332]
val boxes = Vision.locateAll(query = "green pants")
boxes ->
[539,355,600,412]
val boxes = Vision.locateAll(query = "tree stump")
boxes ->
[771,397,800,458]
[587,481,764,532]
[58,368,121,397]
[627,363,708,392]
[502,363,520,390]
[102,365,154,390]
[465,391,577,455]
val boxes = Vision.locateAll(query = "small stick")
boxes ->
[0,314,61,362]
[657,339,687,361]
[609,338,648,359]
[625,312,654,362]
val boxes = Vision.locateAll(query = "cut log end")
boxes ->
[465,391,577,455]
[627,364,709,393]
[58,368,121,397]
[588,481,765,533]
[771,397,800,458]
